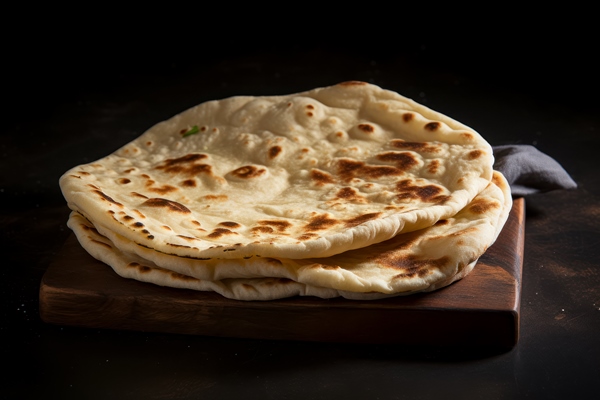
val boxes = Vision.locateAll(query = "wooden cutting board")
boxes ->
[40,199,525,348]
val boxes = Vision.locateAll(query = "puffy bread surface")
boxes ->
[68,171,512,300]
[60,81,494,260]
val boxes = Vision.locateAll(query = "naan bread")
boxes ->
[60,81,494,260]
[67,171,512,301]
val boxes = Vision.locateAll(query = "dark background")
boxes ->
[2,12,599,399]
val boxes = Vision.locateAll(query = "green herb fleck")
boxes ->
[182,125,200,137]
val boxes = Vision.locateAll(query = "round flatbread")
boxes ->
[60,81,494,260]
[67,171,511,300]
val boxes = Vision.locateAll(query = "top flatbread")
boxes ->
[60,81,494,260]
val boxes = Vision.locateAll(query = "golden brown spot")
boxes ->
[80,224,99,235]
[264,258,284,266]
[141,198,191,213]
[162,225,172,230]
[306,112,314,117]
[424,122,441,131]
[268,146,282,159]
[394,269,431,279]
[127,262,151,273]
[310,169,335,186]
[148,185,178,195]
[146,141,153,146]
[137,265,151,273]
[334,187,367,204]
[257,220,292,232]
[395,180,449,204]
[230,165,266,179]
[297,233,318,241]
[310,264,340,270]
[134,265,151,273]
[207,228,238,239]
[219,221,241,229]
[427,159,440,174]
[172,164,212,176]
[123,168,135,174]
[376,251,450,278]
[177,235,197,241]
[461,132,474,140]
[376,152,419,171]
[79,171,91,176]
[93,190,123,207]
[181,179,197,187]
[304,214,339,232]
[251,226,274,234]
[306,104,315,110]
[384,205,404,211]
[156,153,212,177]
[491,172,504,187]
[468,198,499,214]
[358,124,375,133]
[167,243,191,248]
[170,271,199,282]
[402,113,414,122]
[132,222,144,228]
[390,140,441,153]
[344,212,382,228]
[133,210,146,219]
[336,187,358,199]
[467,150,484,160]
[122,215,134,221]
[263,277,294,286]
[131,192,149,199]
[202,194,228,201]
[337,159,403,182]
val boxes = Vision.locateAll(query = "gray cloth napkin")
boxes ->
[492,145,577,197]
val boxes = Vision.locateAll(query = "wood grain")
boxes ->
[40,199,525,348]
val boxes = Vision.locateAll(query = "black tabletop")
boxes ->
[3,21,599,399]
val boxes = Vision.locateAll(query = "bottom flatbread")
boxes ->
[67,171,512,301]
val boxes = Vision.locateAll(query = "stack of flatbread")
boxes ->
[60,81,512,301]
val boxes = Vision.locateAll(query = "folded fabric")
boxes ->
[492,145,577,197]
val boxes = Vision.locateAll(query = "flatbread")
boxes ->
[67,171,512,301]
[60,81,495,260]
